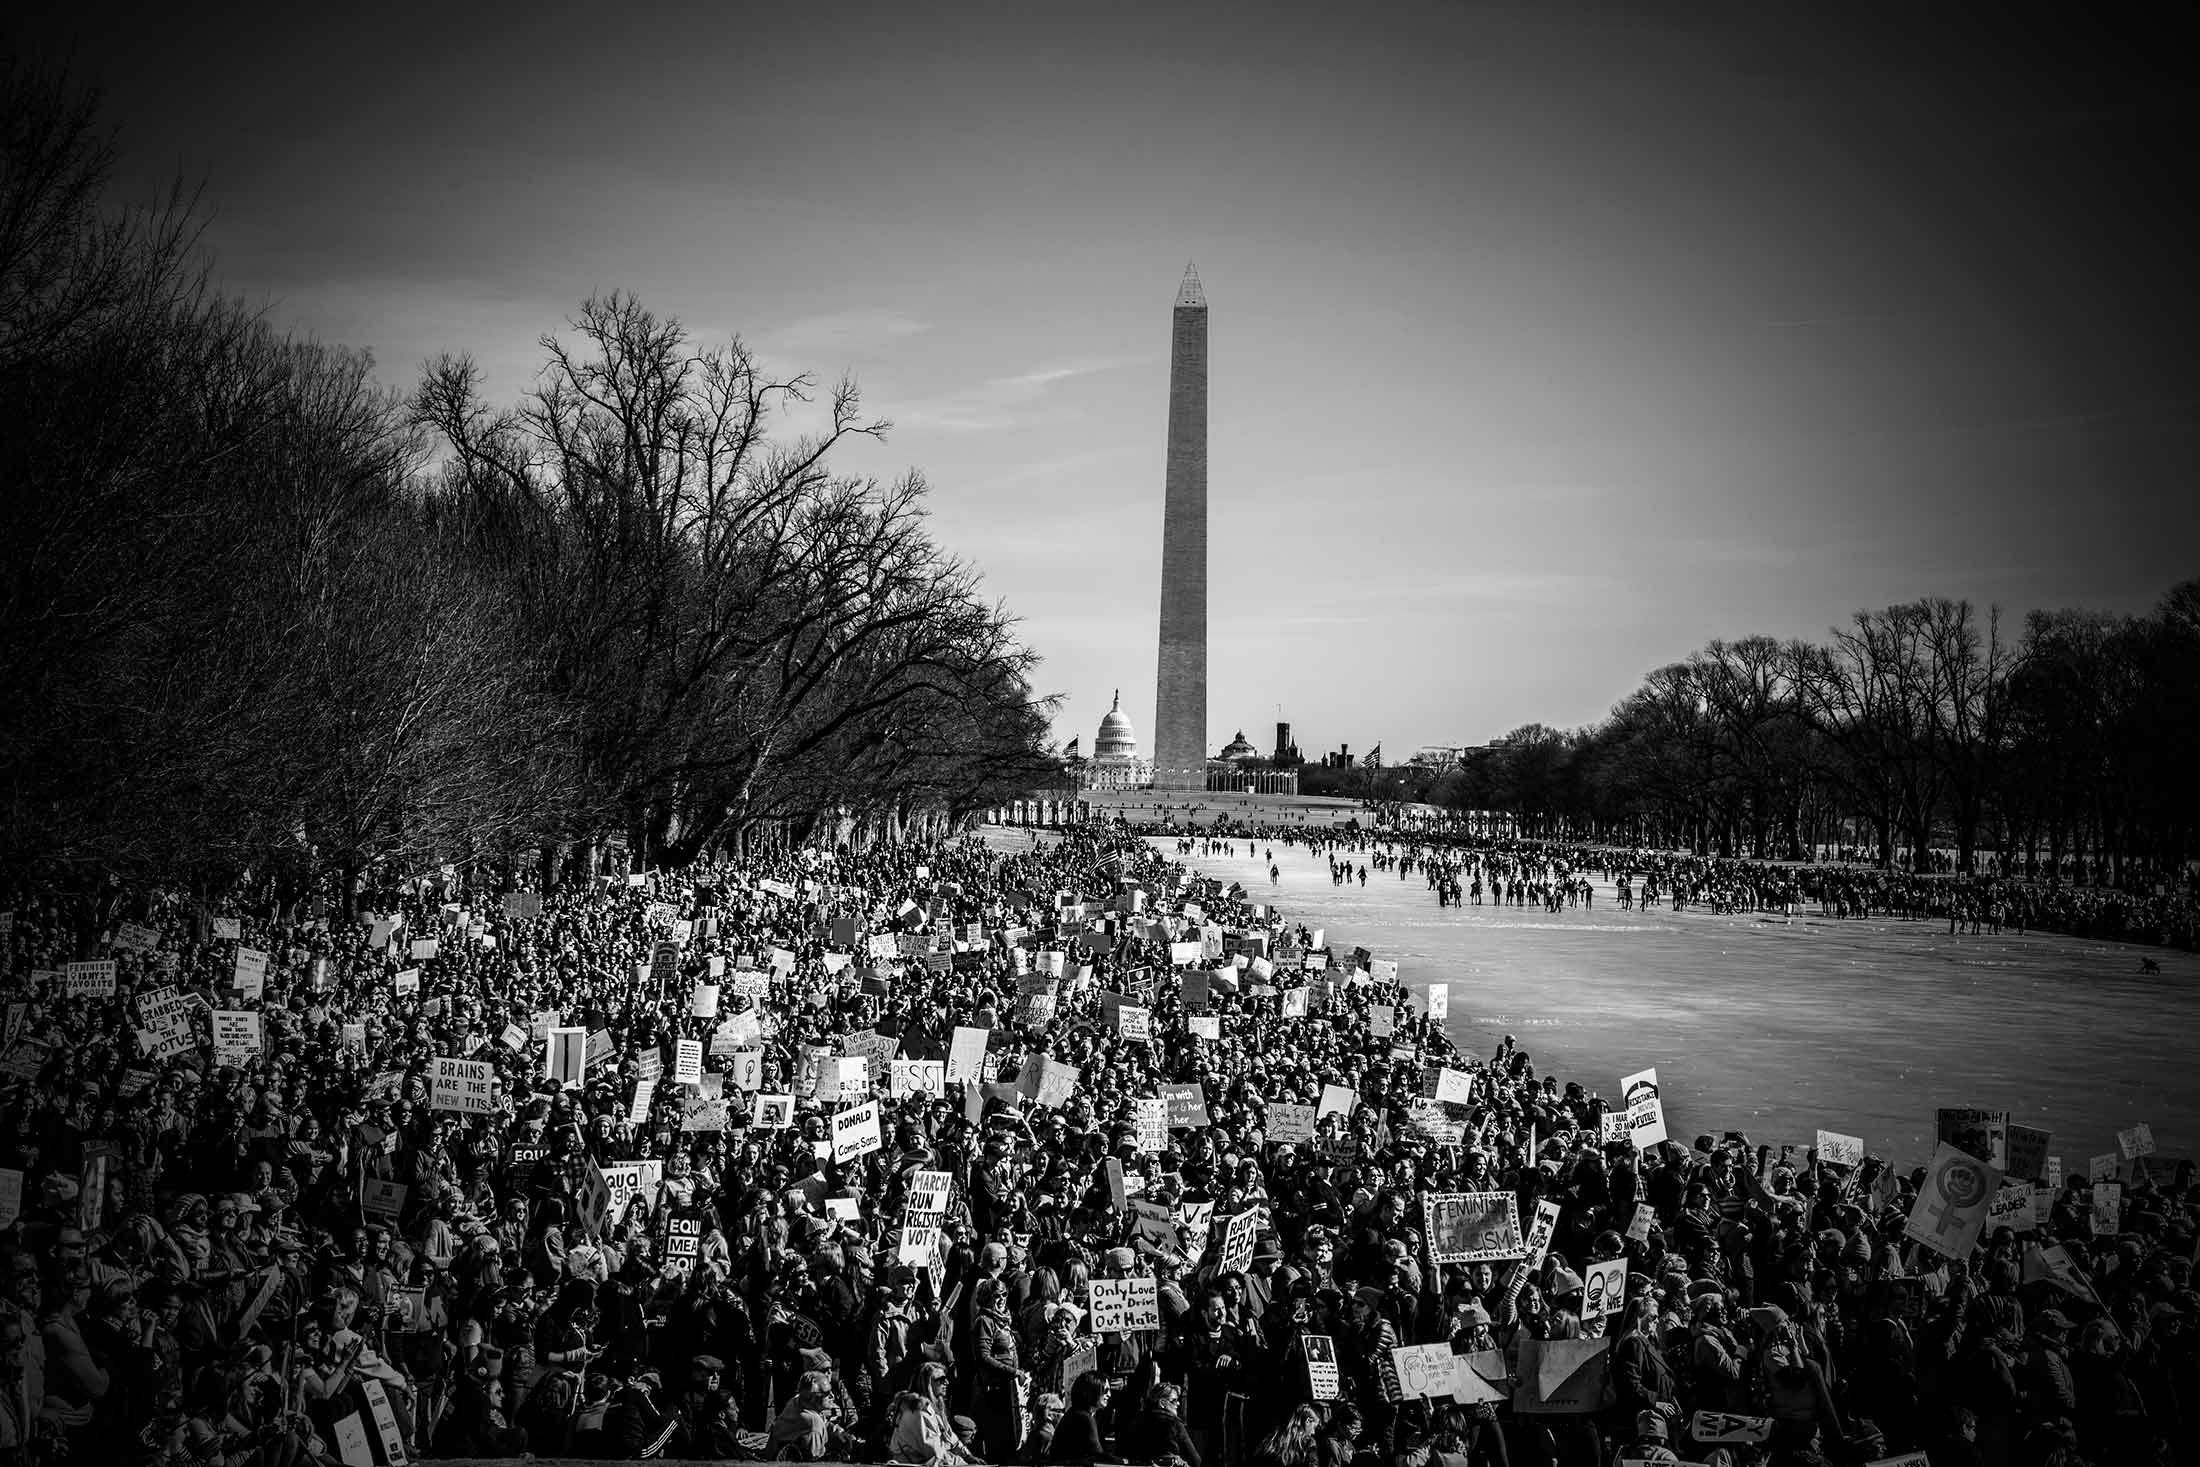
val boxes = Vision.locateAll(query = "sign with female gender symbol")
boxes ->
[1903,1141,2003,1260]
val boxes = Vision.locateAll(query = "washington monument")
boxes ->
[1151,264,1208,790]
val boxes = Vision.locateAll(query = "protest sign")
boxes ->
[1216,1210,1259,1275]
[628,1077,657,1125]
[674,1038,703,1087]
[1987,1182,2036,1234]
[1187,1014,1220,1041]
[1433,1067,1474,1105]
[1163,1081,1210,1128]
[1425,1191,1524,1262]
[1512,1336,1610,1415]
[0,1168,23,1228]
[2090,1181,2122,1235]
[1815,1129,1865,1168]
[679,1095,729,1131]
[544,1027,587,1088]
[1582,1256,1627,1322]
[752,1094,793,1129]
[2004,1123,2051,1182]
[1619,1066,1667,1148]
[663,1212,703,1277]
[1116,1003,1152,1042]
[1302,1334,1341,1399]
[362,1179,408,1221]
[904,1170,954,1221]
[232,947,268,999]
[1133,1098,1168,1153]
[890,1059,945,1098]
[212,916,242,942]
[1521,1198,1563,1268]
[1936,1107,2009,1169]
[1690,1411,1775,1445]
[1282,987,1308,1019]
[212,1009,262,1065]
[946,1025,989,1083]
[1904,1141,2002,1260]
[2119,1123,2157,1159]
[1625,1201,1656,1242]
[361,1378,408,1464]
[410,938,439,960]
[1267,1102,1317,1146]
[1426,983,1448,1019]
[1318,1082,1357,1121]
[833,1100,882,1162]
[2089,1152,2119,1181]
[1392,1343,1459,1401]
[66,960,118,998]
[431,1056,496,1114]
[1089,1276,1160,1332]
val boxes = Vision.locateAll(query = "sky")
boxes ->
[13,0,2199,760]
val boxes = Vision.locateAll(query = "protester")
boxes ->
[0,823,2192,1467]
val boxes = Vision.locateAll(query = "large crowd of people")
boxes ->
[2,823,2193,1467]
[1168,821,2199,952]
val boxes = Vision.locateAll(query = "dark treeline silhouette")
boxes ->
[0,63,1054,904]
[1406,589,2200,885]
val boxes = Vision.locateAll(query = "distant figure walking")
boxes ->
[2140,956,2163,974]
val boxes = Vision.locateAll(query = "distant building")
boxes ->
[1274,721,1302,766]
[1072,690,1152,790]
[1205,728,1298,793]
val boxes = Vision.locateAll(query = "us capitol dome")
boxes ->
[1081,690,1152,790]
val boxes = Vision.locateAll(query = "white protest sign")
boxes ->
[1117,1004,1152,1041]
[1521,1198,1563,1268]
[752,1093,793,1129]
[1625,1201,1656,1242]
[946,1025,989,1083]
[431,1056,496,1113]
[674,1039,703,1087]
[1089,1276,1160,1332]
[1303,1334,1340,1399]
[231,947,268,999]
[1816,1129,1864,1167]
[1425,1191,1524,1262]
[1318,1083,1358,1120]
[1268,1102,1317,1146]
[65,960,118,997]
[690,983,721,1019]
[890,1059,945,1098]
[1690,1411,1775,1445]
[211,1009,261,1065]
[1134,1098,1169,1153]
[832,1100,882,1162]
[1434,1067,1474,1105]
[2118,1123,2156,1159]
[1582,1256,1627,1321]
[1426,983,1448,1019]
[1904,1141,2003,1260]
[1620,1066,1668,1148]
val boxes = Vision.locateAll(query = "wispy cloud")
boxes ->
[760,309,931,358]
[891,355,1153,435]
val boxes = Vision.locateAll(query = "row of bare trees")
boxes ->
[0,64,1054,898]
[1424,587,2199,882]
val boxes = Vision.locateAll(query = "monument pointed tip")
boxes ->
[1176,262,1205,308]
